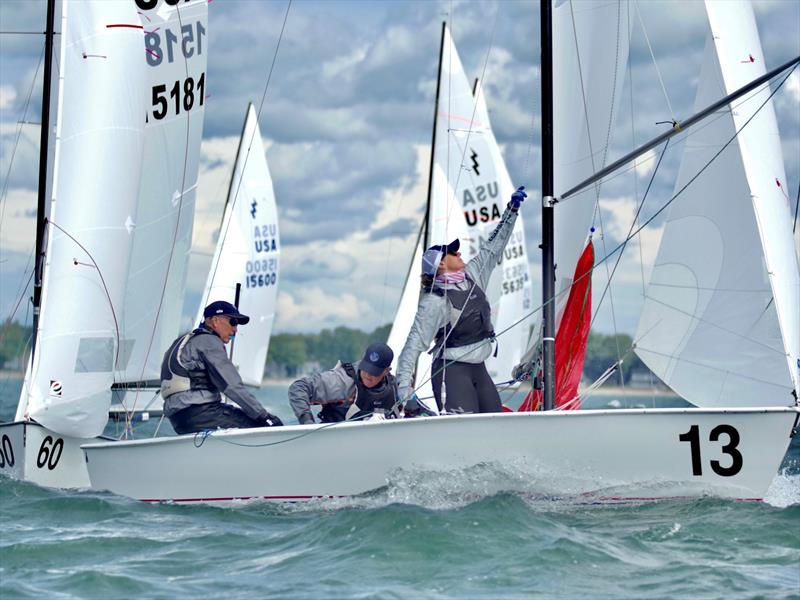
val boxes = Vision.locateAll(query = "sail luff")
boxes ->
[196,104,280,386]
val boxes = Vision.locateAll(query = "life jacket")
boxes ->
[343,362,397,420]
[160,328,215,399]
[430,276,495,350]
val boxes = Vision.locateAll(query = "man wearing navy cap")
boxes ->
[160,300,283,434]
[288,342,402,424]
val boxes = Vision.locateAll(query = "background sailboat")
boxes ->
[194,102,280,387]
[387,23,532,409]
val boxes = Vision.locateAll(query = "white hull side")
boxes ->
[0,422,103,489]
[83,408,799,503]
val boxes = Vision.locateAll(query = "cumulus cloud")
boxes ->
[0,85,17,109]
[1,0,797,337]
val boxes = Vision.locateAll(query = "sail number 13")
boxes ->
[679,424,742,477]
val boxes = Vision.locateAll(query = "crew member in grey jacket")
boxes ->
[289,342,401,424]
[396,186,527,414]
[161,300,283,434]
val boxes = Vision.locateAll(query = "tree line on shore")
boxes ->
[0,320,648,385]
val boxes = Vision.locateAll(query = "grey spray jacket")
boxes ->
[288,360,401,424]
[395,204,519,393]
[160,325,269,421]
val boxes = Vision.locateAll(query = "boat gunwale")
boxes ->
[79,405,800,450]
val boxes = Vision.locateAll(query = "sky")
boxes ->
[1,0,798,339]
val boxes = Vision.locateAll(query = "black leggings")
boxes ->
[169,402,265,435]
[431,359,502,414]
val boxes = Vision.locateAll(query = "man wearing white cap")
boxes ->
[396,186,527,414]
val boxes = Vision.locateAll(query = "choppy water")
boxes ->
[1,375,798,599]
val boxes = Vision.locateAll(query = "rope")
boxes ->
[0,44,45,236]
[634,0,676,121]
[502,64,796,389]
[44,219,122,367]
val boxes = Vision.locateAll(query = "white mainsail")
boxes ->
[634,0,800,407]
[195,103,280,386]
[16,0,147,437]
[387,24,532,400]
[118,0,209,384]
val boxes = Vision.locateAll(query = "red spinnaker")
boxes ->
[518,241,593,411]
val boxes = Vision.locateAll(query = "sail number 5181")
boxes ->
[679,424,742,477]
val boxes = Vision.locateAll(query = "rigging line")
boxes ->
[1,267,33,332]
[639,293,788,357]
[633,0,675,120]
[793,181,799,234]
[565,0,625,383]
[560,57,799,201]
[589,139,669,332]
[634,345,789,390]
[44,219,121,367]
[204,0,292,299]
[626,4,655,406]
[0,44,46,236]
[499,67,793,355]
[126,3,204,427]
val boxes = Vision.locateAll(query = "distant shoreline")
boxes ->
[1,371,678,398]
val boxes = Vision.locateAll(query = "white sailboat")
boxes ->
[82,0,799,503]
[194,102,280,387]
[386,24,533,410]
[0,0,209,488]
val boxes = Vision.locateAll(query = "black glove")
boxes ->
[260,412,284,427]
[404,396,424,418]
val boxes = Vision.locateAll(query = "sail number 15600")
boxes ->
[679,424,743,477]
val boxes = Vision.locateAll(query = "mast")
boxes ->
[423,22,447,248]
[30,0,57,359]
[540,0,556,410]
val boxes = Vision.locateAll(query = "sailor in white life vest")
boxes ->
[160,300,283,434]
[288,342,403,424]
[396,186,527,414]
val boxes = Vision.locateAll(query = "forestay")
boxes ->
[119,0,209,384]
[195,103,280,386]
[635,0,800,407]
[16,0,147,437]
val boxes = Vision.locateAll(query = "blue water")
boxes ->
[1,375,798,598]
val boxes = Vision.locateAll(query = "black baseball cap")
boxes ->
[203,300,250,325]
[359,342,393,376]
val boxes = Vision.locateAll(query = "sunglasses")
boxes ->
[225,317,239,327]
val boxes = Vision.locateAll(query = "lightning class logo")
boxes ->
[470,149,480,175]
[250,199,257,219]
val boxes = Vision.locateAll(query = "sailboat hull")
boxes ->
[82,407,799,503]
[0,422,106,489]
